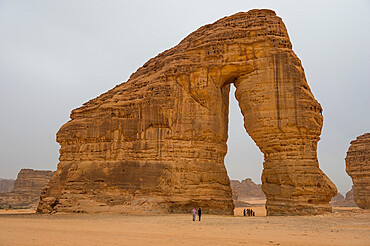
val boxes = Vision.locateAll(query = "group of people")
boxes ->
[192,207,202,221]
[191,207,255,220]
[243,208,255,216]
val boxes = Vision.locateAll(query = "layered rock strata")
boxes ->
[0,169,54,209]
[346,133,370,209]
[37,9,336,215]
[0,179,14,193]
[230,178,265,200]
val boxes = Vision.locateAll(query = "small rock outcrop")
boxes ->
[0,169,54,209]
[346,133,370,209]
[37,9,336,215]
[230,178,265,200]
[0,179,14,193]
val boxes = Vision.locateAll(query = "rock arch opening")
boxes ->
[224,84,263,186]
[37,9,337,215]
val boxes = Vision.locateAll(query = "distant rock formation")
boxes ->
[330,193,344,204]
[0,169,54,209]
[330,187,357,207]
[346,133,370,209]
[37,9,336,216]
[233,200,251,208]
[230,178,265,201]
[343,188,357,207]
[0,178,14,193]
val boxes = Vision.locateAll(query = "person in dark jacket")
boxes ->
[198,208,202,221]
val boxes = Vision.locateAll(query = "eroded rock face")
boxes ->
[37,9,336,215]
[0,169,54,209]
[230,178,265,201]
[346,133,370,209]
[0,179,14,193]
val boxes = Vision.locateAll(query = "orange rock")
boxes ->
[0,169,53,209]
[37,9,336,215]
[346,133,370,209]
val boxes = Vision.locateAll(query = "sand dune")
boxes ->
[0,207,369,245]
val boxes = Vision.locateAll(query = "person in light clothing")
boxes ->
[192,208,196,221]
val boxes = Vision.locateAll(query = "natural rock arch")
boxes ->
[38,9,336,215]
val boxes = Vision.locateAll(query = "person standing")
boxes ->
[198,208,202,221]
[243,209,246,216]
[192,208,196,221]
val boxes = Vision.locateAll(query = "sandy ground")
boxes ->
[0,207,369,246]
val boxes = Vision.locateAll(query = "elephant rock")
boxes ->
[37,9,336,215]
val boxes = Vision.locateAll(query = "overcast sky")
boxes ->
[0,0,369,194]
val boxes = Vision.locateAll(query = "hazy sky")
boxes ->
[0,0,369,194]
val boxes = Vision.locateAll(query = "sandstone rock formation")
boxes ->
[346,133,370,209]
[0,178,14,193]
[343,187,356,207]
[37,9,336,215]
[330,193,344,204]
[330,187,357,207]
[0,169,54,209]
[230,178,265,201]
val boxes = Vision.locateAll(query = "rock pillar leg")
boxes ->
[234,51,337,215]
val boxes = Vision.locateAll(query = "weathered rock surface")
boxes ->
[346,133,370,209]
[0,169,54,209]
[230,178,265,201]
[0,178,14,193]
[37,9,336,215]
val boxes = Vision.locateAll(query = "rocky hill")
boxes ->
[330,187,357,207]
[0,169,54,209]
[230,178,265,201]
[0,178,15,193]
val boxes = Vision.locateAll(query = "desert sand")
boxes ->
[0,206,369,246]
